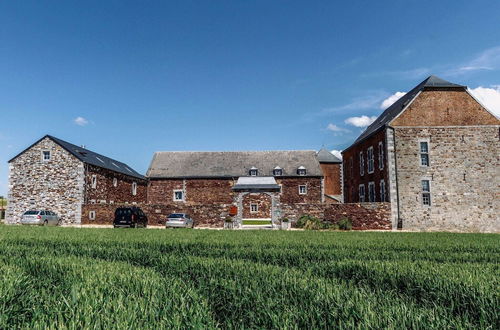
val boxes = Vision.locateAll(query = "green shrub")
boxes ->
[338,217,353,230]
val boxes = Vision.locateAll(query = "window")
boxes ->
[367,147,374,173]
[422,180,431,206]
[380,180,386,202]
[250,203,258,213]
[368,182,375,202]
[358,184,365,202]
[273,167,282,176]
[299,185,307,195]
[42,150,51,161]
[173,189,184,201]
[297,166,307,176]
[91,175,97,189]
[420,141,429,166]
[113,178,118,187]
[132,182,137,196]
[359,152,365,176]
[378,142,384,170]
[249,167,258,176]
[89,211,96,220]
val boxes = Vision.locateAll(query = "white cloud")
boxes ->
[345,115,377,128]
[468,86,500,117]
[380,91,406,109]
[74,117,89,126]
[447,46,500,76]
[331,150,342,160]
[326,124,350,134]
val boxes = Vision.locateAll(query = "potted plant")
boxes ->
[281,217,290,230]
[224,216,234,229]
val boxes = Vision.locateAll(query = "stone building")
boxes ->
[146,150,341,226]
[6,135,147,224]
[342,75,500,232]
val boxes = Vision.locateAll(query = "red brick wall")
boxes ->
[342,129,389,203]
[242,193,272,219]
[85,165,147,204]
[320,163,342,195]
[324,203,392,230]
[277,177,322,204]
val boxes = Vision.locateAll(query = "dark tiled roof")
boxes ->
[147,150,323,178]
[316,148,342,163]
[349,75,466,147]
[9,135,146,180]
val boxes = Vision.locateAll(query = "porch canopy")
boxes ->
[232,176,280,191]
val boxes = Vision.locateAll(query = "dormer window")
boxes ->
[273,166,282,176]
[249,166,258,176]
[297,166,306,176]
[42,150,51,162]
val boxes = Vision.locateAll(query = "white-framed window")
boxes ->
[42,150,51,162]
[90,199,96,204]
[173,189,184,201]
[113,178,118,187]
[359,152,365,176]
[378,142,384,170]
[299,185,307,195]
[380,180,386,202]
[250,203,258,213]
[297,166,307,176]
[367,147,374,174]
[132,182,137,196]
[273,167,282,176]
[368,182,375,202]
[359,184,365,202]
[420,141,430,167]
[99,200,106,204]
[91,175,97,189]
[249,167,258,176]
[421,179,431,206]
[89,211,96,220]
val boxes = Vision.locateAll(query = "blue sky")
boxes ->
[1,1,500,196]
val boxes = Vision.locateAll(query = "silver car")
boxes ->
[166,213,195,228]
[20,210,60,226]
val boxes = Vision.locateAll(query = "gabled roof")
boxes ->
[316,148,342,163]
[349,75,466,147]
[9,135,146,180]
[147,150,323,178]
[232,177,281,191]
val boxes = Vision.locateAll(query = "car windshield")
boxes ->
[24,211,39,215]
[115,209,132,216]
[168,214,184,218]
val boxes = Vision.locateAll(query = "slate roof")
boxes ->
[9,135,146,180]
[349,75,466,148]
[147,150,323,178]
[316,148,342,163]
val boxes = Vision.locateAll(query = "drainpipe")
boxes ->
[388,126,402,229]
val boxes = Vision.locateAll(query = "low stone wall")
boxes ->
[280,203,325,221]
[324,203,392,230]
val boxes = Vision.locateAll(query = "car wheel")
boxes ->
[43,220,48,226]
[57,219,62,226]
[133,223,138,228]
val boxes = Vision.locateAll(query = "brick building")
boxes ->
[6,135,147,224]
[342,75,500,232]
[147,150,341,226]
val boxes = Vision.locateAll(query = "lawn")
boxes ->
[0,226,498,329]
[241,219,272,225]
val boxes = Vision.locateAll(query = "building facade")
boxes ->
[6,135,147,224]
[342,76,500,232]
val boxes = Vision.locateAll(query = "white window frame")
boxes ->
[359,151,365,176]
[41,150,51,162]
[249,169,258,176]
[358,184,365,202]
[297,168,307,176]
[89,211,96,220]
[378,142,384,170]
[298,185,307,195]
[132,182,137,196]
[367,147,374,174]
[273,169,282,176]
[419,140,430,167]
[368,182,375,202]
[173,189,184,202]
[421,179,432,207]
[113,177,118,187]
[250,203,258,213]
[380,180,386,202]
[91,175,97,189]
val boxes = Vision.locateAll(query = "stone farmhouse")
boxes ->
[342,75,500,232]
[6,135,147,224]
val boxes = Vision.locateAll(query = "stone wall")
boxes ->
[324,203,392,230]
[394,126,500,232]
[6,137,84,224]
[241,193,272,219]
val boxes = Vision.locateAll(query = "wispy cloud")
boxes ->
[345,115,377,128]
[362,67,431,80]
[326,124,351,135]
[74,116,89,126]
[468,85,500,117]
[331,150,342,159]
[380,91,406,109]
[445,46,500,76]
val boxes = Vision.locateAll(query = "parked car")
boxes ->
[166,213,195,228]
[20,210,60,226]
[113,207,148,228]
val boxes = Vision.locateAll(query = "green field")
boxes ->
[0,226,498,328]
[241,219,272,225]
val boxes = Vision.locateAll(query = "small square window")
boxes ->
[273,169,282,176]
[42,150,51,161]
[249,169,258,176]
[250,203,258,213]
[299,185,307,195]
[173,190,184,201]
[89,211,96,220]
